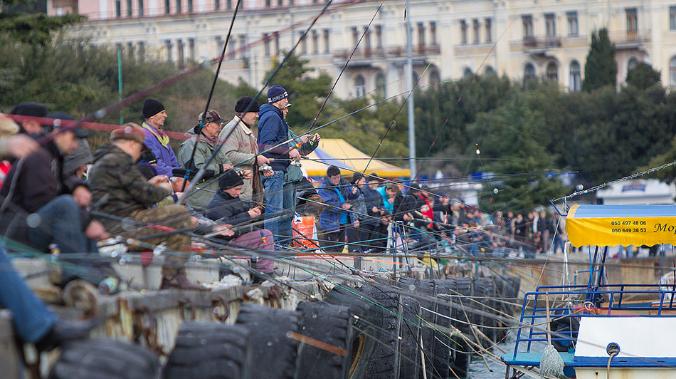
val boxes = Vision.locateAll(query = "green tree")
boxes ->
[626,62,661,90]
[583,28,617,92]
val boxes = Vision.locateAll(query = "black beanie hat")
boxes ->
[235,96,260,113]
[351,172,364,184]
[142,98,165,119]
[267,85,288,103]
[327,165,341,177]
[219,169,244,190]
[11,102,48,117]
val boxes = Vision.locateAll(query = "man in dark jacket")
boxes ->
[318,166,352,253]
[0,120,104,254]
[257,85,301,243]
[88,123,201,290]
[206,170,274,275]
[360,175,387,252]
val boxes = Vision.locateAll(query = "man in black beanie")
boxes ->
[218,96,271,203]
[140,98,180,177]
[10,102,48,137]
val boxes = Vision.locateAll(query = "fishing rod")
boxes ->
[181,0,243,192]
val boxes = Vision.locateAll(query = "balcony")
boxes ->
[332,44,440,67]
[608,29,650,51]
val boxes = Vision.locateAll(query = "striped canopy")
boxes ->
[566,204,676,247]
[300,139,410,178]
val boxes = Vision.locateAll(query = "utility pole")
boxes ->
[117,45,124,124]
[404,0,416,179]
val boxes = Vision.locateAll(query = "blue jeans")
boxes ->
[262,171,285,244]
[0,246,56,343]
[28,195,90,254]
[279,181,297,246]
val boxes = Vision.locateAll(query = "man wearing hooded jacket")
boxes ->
[257,85,300,242]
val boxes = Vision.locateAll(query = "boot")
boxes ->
[160,268,207,290]
[35,317,100,352]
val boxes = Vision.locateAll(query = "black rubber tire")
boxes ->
[397,295,422,379]
[325,284,379,379]
[236,304,300,379]
[431,279,458,378]
[473,277,498,346]
[296,301,353,379]
[402,278,438,379]
[449,277,473,377]
[49,338,160,379]
[163,321,252,379]
[361,284,400,379]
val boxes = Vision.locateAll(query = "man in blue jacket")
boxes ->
[318,166,353,252]
[257,85,301,242]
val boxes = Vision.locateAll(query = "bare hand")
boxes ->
[352,186,358,195]
[288,148,301,160]
[213,224,234,237]
[85,220,109,240]
[263,169,274,177]
[299,135,310,144]
[6,134,39,158]
[256,155,270,165]
[72,186,92,207]
[240,169,253,180]
[341,203,351,210]
[403,213,413,221]
[353,220,360,228]
[313,133,321,142]
[149,175,169,185]
[222,163,234,171]
[248,207,262,218]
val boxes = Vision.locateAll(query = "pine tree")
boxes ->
[583,28,617,92]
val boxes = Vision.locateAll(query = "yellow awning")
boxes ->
[566,204,676,247]
[301,139,410,178]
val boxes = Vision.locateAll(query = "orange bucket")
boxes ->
[292,216,320,249]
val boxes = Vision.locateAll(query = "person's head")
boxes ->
[539,210,547,218]
[234,96,260,126]
[111,123,147,162]
[327,165,341,185]
[196,110,223,139]
[351,172,366,187]
[64,139,94,178]
[516,213,523,221]
[10,102,48,136]
[143,98,167,128]
[49,112,88,156]
[267,85,289,110]
[386,183,399,197]
[218,169,244,198]
[507,210,514,218]
[367,175,380,190]
[440,194,450,205]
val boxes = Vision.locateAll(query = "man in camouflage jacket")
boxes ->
[88,123,202,290]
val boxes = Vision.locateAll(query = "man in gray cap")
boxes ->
[219,96,271,203]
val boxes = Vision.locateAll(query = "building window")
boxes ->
[215,0,220,10]
[472,19,480,44]
[215,36,224,54]
[188,0,193,13]
[430,21,437,46]
[263,33,270,57]
[413,71,419,87]
[485,66,496,76]
[228,38,236,58]
[323,29,330,53]
[522,15,534,39]
[165,0,170,14]
[138,0,144,16]
[176,0,182,14]
[671,6,676,31]
[569,60,581,91]
[354,75,366,98]
[545,13,556,38]
[227,0,232,9]
[626,8,638,37]
[670,56,676,87]
[375,25,383,49]
[417,22,425,49]
[138,41,145,62]
[546,62,558,81]
[429,68,440,88]
[177,39,185,68]
[567,11,578,36]
[463,67,473,78]
[239,35,246,56]
[524,63,536,81]
[277,0,283,6]
[273,32,280,56]
[460,20,468,45]
[165,40,173,62]
[188,38,195,62]
[126,0,132,16]
[375,72,386,97]
[265,0,271,7]
[628,57,638,72]
[300,31,307,55]
[311,30,319,54]
[126,42,135,60]
[115,0,121,17]
[364,26,372,55]
[351,26,359,48]
[485,18,492,43]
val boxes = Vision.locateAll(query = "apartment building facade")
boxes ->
[50,0,676,98]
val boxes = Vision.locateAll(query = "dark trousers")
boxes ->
[318,228,345,253]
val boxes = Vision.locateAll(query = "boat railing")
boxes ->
[510,283,676,360]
